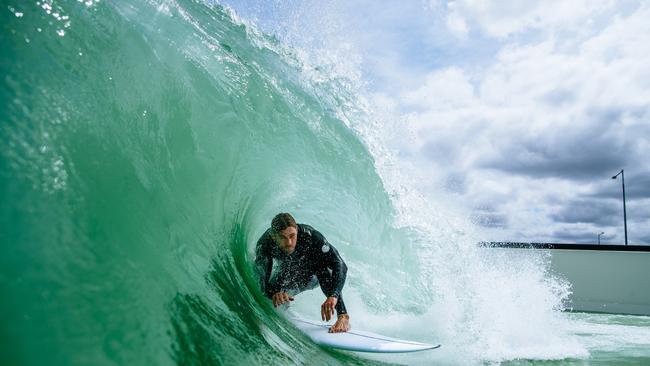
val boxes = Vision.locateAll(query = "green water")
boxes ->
[2,1,649,365]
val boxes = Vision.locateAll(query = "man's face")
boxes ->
[273,226,298,255]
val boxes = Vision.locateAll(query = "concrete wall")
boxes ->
[487,245,650,316]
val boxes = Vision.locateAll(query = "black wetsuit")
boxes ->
[255,224,348,315]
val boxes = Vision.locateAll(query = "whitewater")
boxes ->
[2,1,650,365]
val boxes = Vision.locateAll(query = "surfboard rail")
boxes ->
[288,317,441,353]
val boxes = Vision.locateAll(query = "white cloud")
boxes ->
[444,0,619,39]
[446,11,469,39]
[400,2,650,243]
[403,67,475,109]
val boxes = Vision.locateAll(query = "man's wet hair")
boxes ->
[271,213,297,233]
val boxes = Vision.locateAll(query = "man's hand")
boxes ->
[321,296,338,321]
[271,292,294,307]
[329,314,350,333]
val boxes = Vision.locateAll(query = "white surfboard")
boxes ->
[288,317,440,353]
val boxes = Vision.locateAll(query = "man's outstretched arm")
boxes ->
[255,233,294,308]
[312,231,351,332]
[254,234,275,298]
[312,230,348,316]
[315,232,348,298]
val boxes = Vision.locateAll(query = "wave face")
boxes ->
[1,1,580,365]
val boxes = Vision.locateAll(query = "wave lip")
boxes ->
[1,0,389,365]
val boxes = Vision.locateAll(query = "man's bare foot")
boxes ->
[329,314,350,333]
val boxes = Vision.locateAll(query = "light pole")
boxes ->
[611,169,628,245]
[598,232,604,245]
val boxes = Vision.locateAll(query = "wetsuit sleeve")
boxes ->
[312,230,348,299]
[254,232,276,298]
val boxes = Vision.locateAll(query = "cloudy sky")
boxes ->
[223,0,650,244]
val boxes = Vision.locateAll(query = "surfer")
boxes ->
[255,213,351,333]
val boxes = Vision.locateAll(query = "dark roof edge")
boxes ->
[480,242,650,252]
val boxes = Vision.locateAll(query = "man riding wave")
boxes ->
[255,213,351,333]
